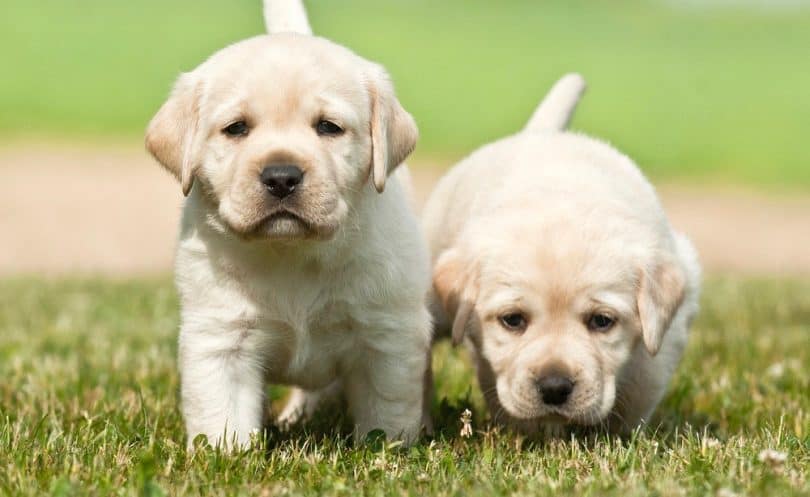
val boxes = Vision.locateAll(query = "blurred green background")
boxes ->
[2,0,809,186]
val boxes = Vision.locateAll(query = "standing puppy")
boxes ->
[146,1,431,448]
[423,75,700,434]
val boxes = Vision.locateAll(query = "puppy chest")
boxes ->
[180,252,375,388]
[261,302,366,388]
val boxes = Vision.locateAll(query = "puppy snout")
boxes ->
[260,164,304,199]
[536,374,574,406]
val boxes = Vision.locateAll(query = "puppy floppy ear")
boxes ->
[433,249,479,345]
[366,66,418,193]
[145,72,203,197]
[637,259,686,355]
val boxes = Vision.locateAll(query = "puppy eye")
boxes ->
[223,121,249,137]
[316,120,344,136]
[498,312,528,333]
[587,313,615,332]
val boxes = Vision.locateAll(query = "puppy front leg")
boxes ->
[179,326,267,450]
[344,332,428,445]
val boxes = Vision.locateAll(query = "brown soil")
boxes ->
[1,144,808,277]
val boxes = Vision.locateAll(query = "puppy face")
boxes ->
[146,35,417,240]
[435,214,685,427]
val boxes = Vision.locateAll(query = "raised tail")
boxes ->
[264,0,312,35]
[524,73,587,133]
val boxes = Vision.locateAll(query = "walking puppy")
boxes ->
[146,1,431,448]
[423,74,701,434]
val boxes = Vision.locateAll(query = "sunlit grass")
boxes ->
[0,277,807,495]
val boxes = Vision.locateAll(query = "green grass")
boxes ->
[2,1,810,186]
[0,277,807,496]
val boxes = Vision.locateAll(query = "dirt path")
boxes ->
[1,144,808,277]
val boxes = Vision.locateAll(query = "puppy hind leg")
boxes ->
[276,381,343,430]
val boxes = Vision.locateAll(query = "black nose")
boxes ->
[260,165,304,199]
[536,375,574,406]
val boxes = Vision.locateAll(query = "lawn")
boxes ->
[2,0,810,186]
[0,277,807,496]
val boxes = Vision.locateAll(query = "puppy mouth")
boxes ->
[505,401,573,422]
[497,386,607,426]
[265,210,306,224]
[219,204,341,242]
[507,404,604,426]
[251,210,314,239]
[219,207,309,238]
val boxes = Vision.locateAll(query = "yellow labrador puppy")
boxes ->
[423,74,701,434]
[146,1,430,449]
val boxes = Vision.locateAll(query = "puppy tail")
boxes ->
[524,73,587,133]
[264,0,313,35]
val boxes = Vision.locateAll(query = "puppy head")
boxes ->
[145,34,417,240]
[434,214,686,427]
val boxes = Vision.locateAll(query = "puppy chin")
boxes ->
[256,213,313,239]
[219,207,339,242]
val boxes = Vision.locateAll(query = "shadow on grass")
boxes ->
[257,389,721,458]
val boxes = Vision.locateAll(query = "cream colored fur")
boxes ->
[145,3,430,449]
[263,0,312,35]
[423,74,701,434]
